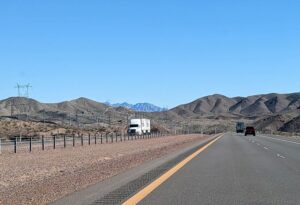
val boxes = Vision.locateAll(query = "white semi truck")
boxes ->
[128,119,151,135]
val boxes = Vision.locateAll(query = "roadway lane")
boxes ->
[139,133,300,205]
[245,134,300,168]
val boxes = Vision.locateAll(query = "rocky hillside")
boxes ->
[1,92,300,136]
[279,114,300,133]
[171,93,300,118]
[169,93,300,133]
[0,97,134,125]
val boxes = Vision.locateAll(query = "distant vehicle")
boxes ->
[245,127,256,136]
[128,119,151,135]
[236,122,245,133]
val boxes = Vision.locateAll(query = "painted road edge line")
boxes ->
[259,135,300,145]
[122,134,224,205]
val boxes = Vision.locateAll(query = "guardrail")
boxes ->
[0,132,189,154]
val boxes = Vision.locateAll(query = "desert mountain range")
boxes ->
[106,102,167,112]
[171,93,300,117]
[0,93,299,134]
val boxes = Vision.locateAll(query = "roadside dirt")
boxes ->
[0,134,209,205]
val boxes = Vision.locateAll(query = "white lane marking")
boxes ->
[277,154,286,159]
[258,135,300,145]
[264,147,269,150]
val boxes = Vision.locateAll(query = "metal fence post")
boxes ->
[64,135,66,148]
[116,133,118,142]
[88,134,91,145]
[14,137,17,153]
[73,134,75,147]
[81,135,83,146]
[42,136,45,150]
[29,137,32,152]
[101,134,103,144]
[95,134,97,144]
[111,133,113,143]
[106,133,108,143]
[53,135,56,149]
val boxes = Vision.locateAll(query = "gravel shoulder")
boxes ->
[0,134,209,205]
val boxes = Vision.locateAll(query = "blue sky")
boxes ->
[0,1,299,108]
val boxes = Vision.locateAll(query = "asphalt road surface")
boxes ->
[138,133,300,205]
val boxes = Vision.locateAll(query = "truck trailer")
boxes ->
[236,122,245,133]
[128,119,151,135]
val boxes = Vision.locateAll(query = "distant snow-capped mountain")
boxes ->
[105,102,167,112]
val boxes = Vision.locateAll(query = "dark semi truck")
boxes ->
[236,122,245,133]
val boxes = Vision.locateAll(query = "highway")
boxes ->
[130,133,300,205]
[52,133,300,205]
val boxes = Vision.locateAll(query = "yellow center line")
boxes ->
[122,134,224,205]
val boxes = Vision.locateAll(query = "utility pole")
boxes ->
[75,110,83,129]
[76,110,80,129]
[10,99,14,117]
[26,103,30,121]
[42,110,45,131]
[69,113,72,127]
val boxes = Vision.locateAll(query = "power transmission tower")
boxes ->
[15,83,32,98]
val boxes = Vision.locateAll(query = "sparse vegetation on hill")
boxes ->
[1,92,300,139]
